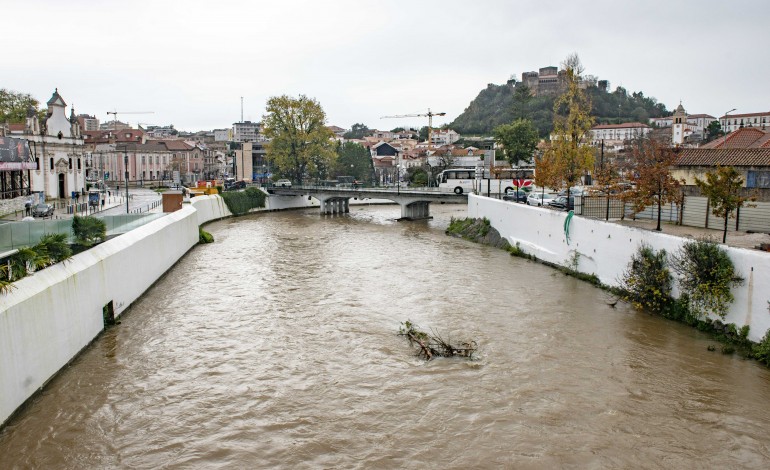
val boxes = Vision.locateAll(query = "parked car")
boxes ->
[225,180,246,190]
[549,196,574,211]
[32,203,54,218]
[275,179,292,188]
[503,190,528,203]
[527,192,556,206]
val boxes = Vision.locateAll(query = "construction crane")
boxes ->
[106,110,154,130]
[380,108,446,150]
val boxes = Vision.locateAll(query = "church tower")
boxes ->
[672,102,687,145]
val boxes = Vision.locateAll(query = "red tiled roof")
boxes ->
[676,148,770,167]
[700,127,770,149]
[8,123,25,131]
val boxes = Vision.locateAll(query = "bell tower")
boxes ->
[672,102,687,145]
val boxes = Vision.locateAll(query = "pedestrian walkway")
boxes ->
[1,187,163,222]
[616,218,770,251]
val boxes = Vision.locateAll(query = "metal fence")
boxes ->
[578,195,770,233]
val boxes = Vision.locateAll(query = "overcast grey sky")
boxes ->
[4,0,768,133]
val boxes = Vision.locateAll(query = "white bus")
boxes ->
[437,168,535,195]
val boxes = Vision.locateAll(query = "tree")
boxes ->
[546,54,595,200]
[0,88,43,123]
[262,95,336,185]
[72,215,107,247]
[342,123,371,140]
[405,167,429,186]
[419,126,430,142]
[493,118,539,166]
[705,120,724,143]
[696,166,753,243]
[533,149,560,197]
[626,136,682,231]
[335,142,373,183]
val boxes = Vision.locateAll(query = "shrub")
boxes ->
[199,228,214,244]
[620,243,672,313]
[36,233,72,265]
[753,330,770,367]
[220,187,266,215]
[670,238,743,319]
[72,215,107,247]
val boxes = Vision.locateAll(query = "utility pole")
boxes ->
[241,97,244,123]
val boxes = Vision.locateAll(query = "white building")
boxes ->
[233,121,260,142]
[430,129,460,146]
[20,89,88,199]
[720,111,770,133]
[214,128,231,142]
[590,122,651,148]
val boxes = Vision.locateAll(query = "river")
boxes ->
[1,204,770,469]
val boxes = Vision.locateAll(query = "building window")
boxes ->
[142,155,146,164]
[50,158,53,169]
[68,158,72,169]
[78,158,81,170]
[747,171,770,189]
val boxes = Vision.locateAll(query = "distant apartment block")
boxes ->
[233,121,262,142]
[77,114,99,131]
[430,129,460,146]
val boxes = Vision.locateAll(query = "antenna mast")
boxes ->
[240,97,243,123]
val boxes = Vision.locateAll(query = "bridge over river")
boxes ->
[268,185,466,220]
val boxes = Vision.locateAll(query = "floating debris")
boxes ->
[398,320,477,360]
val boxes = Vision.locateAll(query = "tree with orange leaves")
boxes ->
[626,136,682,231]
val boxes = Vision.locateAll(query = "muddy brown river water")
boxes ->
[1,204,769,469]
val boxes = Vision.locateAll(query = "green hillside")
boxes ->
[450,82,670,138]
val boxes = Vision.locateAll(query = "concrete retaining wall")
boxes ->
[0,195,231,427]
[468,194,770,342]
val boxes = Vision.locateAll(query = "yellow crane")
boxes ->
[380,108,446,150]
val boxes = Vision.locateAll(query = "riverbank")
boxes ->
[0,196,231,428]
[467,194,770,344]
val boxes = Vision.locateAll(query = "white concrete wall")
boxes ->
[468,194,770,342]
[0,196,231,426]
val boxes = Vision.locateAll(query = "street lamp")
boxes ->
[723,108,736,146]
[124,150,130,213]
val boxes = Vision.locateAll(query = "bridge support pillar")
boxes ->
[400,201,432,220]
[343,199,349,213]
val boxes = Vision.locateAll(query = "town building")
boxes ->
[5,89,88,200]
[589,122,651,151]
[430,129,460,146]
[232,121,262,142]
[76,114,99,131]
[214,128,231,142]
[673,127,770,200]
[719,111,770,133]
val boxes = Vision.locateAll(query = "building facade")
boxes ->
[11,89,88,200]
[720,111,770,133]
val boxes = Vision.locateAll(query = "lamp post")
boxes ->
[124,150,130,213]
[723,108,736,146]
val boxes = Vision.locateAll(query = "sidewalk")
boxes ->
[1,187,163,222]
[615,218,770,251]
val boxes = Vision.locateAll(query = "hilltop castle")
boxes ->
[509,66,608,97]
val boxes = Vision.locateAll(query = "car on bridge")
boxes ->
[275,179,292,188]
